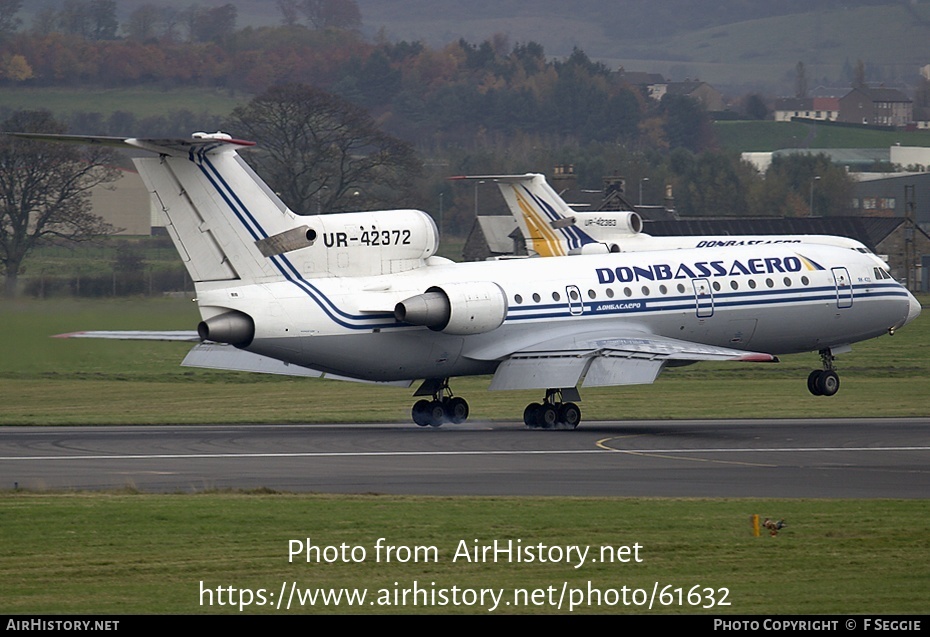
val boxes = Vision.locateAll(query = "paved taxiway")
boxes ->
[2,418,929,497]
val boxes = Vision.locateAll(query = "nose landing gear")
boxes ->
[807,349,841,397]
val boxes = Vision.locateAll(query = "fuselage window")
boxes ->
[552,291,561,302]
[569,289,579,301]
[730,280,739,290]
[677,283,686,293]
[624,287,632,297]
[801,276,810,285]
[532,293,541,303]
[712,281,721,292]
[748,279,757,289]
[659,284,668,295]
[514,294,523,304]
[783,277,792,287]
[765,278,775,288]
[587,289,596,299]
[641,286,650,296]
[606,288,615,298]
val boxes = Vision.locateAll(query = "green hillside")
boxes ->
[355,1,930,92]
[715,120,930,152]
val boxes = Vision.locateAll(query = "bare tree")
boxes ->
[0,111,121,297]
[125,4,162,41]
[300,0,361,30]
[795,61,808,98]
[225,83,422,214]
[0,0,22,37]
[854,59,867,89]
[277,0,300,26]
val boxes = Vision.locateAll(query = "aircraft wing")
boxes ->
[182,343,413,385]
[482,330,778,391]
[5,132,254,157]
[53,331,414,384]
[53,330,200,341]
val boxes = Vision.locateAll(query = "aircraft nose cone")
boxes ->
[905,292,922,326]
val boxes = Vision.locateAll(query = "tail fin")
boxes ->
[133,136,294,284]
[9,132,440,284]
[451,173,601,256]
[452,173,646,256]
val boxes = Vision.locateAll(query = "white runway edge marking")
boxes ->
[3,446,930,461]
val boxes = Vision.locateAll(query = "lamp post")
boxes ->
[639,177,649,206]
[474,180,484,216]
[809,176,820,216]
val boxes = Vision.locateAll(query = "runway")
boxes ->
[2,418,929,497]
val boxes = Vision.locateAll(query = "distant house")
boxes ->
[618,71,666,87]
[617,71,667,100]
[660,81,726,111]
[838,87,912,127]
[773,97,839,122]
[618,71,724,111]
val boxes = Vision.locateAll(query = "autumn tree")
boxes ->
[0,111,120,297]
[225,83,422,214]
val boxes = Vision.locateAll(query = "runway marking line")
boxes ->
[596,436,776,467]
[2,445,930,463]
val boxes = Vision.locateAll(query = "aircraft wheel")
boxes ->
[524,403,541,428]
[539,405,559,429]
[412,399,432,426]
[447,397,469,424]
[818,370,840,397]
[428,400,446,427]
[807,370,823,396]
[559,402,581,429]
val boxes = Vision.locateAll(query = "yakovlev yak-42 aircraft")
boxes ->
[453,173,888,267]
[13,133,921,429]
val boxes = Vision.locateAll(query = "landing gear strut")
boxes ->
[807,349,840,397]
[524,388,582,429]
[411,378,469,427]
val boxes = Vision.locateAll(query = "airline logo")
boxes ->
[595,254,824,284]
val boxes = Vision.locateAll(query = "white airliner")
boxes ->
[14,133,921,429]
[455,173,888,267]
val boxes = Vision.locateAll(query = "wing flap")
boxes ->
[583,355,665,387]
[488,351,592,391]
[485,330,777,391]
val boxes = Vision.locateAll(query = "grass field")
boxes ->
[714,120,930,153]
[0,494,927,615]
[0,297,927,615]
[0,86,246,121]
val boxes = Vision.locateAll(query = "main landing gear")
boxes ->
[411,378,469,427]
[523,388,582,429]
[807,348,840,397]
